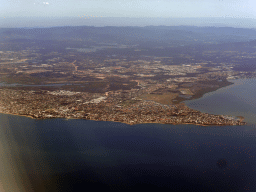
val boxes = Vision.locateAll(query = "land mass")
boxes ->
[0,88,246,126]
[1,26,255,126]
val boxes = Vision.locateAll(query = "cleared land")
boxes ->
[140,92,179,105]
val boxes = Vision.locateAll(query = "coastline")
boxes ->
[0,78,251,127]
[0,108,246,127]
[185,78,256,125]
[237,116,245,122]
[186,80,234,103]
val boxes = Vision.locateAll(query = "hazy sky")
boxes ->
[1,0,256,18]
[1,0,256,28]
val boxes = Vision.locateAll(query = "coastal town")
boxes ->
[0,88,246,126]
[0,49,252,126]
[1,26,256,126]
[2,23,256,192]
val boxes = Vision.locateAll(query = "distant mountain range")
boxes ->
[1,17,256,29]
[1,25,256,45]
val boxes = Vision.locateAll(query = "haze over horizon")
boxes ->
[1,0,256,28]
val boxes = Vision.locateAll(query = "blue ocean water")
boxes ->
[0,79,256,191]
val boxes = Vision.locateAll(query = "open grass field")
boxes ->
[140,92,179,105]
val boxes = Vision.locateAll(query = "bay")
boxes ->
[185,78,256,127]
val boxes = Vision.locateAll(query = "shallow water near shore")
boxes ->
[0,78,256,191]
[185,78,256,127]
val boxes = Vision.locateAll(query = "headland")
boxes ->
[0,88,246,126]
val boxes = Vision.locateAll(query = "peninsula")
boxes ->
[0,88,246,126]
[1,26,255,126]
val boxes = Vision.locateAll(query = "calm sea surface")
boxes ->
[185,78,256,127]
[0,79,256,192]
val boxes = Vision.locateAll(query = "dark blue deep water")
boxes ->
[0,115,256,192]
[0,79,256,192]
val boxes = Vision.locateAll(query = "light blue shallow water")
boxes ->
[185,78,256,127]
